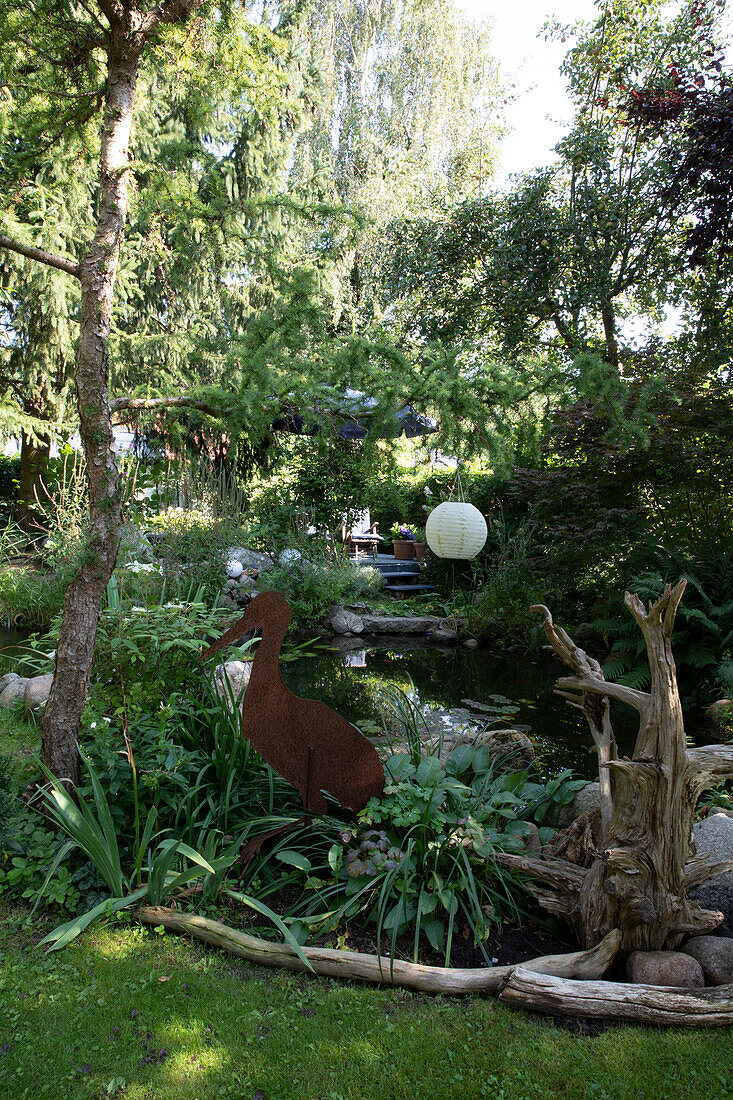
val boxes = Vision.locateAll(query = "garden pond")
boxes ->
[1,625,710,780]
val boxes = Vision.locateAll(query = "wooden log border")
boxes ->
[136,909,733,1026]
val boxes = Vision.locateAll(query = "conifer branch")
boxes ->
[0,234,81,280]
[111,395,228,418]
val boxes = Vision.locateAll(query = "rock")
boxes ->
[0,672,20,693]
[226,578,239,589]
[227,547,273,573]
[250,590,260,600]
[24,674,54,713]
[0,677,30,709]
[226,559,244,580]
[213,660,253,706]
[331,607,364,635]
[360,614,443,635]
[235,593,251,608]
[689,813,733,927]
[558,781,601,828]
[626,950,705,988]
[432,628,459,643]
[463,638,479,649]
[523,821,543,854]
[706,699,732,727]
[477,728,535,769]
[682,935,733,985]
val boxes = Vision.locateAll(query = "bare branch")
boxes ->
[111,395,227,418]
[556,675,650,715]
[0,234,81,280]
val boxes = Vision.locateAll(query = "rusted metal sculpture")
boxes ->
[200,591,385,814]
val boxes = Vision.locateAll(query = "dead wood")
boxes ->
[499,967,733,1027]
[135,908,621,994]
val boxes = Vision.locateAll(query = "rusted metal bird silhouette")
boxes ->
[200,591,385,814]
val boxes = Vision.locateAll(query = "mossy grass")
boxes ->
[2,905,733,1100]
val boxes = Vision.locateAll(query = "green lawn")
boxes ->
[2,907,733,1100]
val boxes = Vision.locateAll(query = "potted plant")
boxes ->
[412,526,428,563]
[390,523,415,560]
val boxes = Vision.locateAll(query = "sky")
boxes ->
[458,0,597,182]
[460,1,732,184]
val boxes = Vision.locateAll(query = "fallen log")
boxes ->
[135,907,620,994]
[499,966,733,1027]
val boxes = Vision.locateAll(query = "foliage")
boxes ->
[259,554,383,629]
[142,507,247,603]
[36,750,309,962]
[594,540,733,697]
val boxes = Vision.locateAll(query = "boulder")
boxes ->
[227,547,273,573]
[0,672,21,693]
[432,628,459,644]
[626,950,705,988]
[331,607,364,635]
[477,728,535,769]
[706,699,732,727]
[558,781,601,828]
[689,813,733,930]
[213,660,253,706]
[360,614,442,635]
[24,674,54,713]
[0,677,30,709]
[682,935,733,985]
[463,638,479,649]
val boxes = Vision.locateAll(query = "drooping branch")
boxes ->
[0,234,81,279]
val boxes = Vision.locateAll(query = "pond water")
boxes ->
[1,625,709,781]
[280,637,643,780]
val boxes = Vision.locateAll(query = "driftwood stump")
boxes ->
[498,582,733,952]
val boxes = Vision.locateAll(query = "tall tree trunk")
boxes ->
[41,23,142,784]
[16,429,50,530]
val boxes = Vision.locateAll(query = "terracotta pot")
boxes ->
[413,541,427,563]
[392,539,415,560]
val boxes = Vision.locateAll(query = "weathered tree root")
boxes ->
[135,907,621,994]
[499,967,733,1028]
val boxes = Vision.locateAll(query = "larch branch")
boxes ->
[0,234,81,280]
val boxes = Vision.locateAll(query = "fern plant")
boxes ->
[593,541,733,696]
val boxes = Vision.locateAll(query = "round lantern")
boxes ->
[425,501,487,559]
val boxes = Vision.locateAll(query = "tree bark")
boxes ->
[500,584,733,953]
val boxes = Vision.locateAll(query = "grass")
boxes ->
[3,693,733,1099]
[2,905,733,1100]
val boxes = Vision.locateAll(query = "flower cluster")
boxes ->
[341,828,405,878]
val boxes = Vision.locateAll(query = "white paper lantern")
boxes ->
[425,502,487,559]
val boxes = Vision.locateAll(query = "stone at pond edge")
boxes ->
[689,813,733,931]
[626,951,705,988]
[432,628,459,643]
[463,638,479,649]
[0,677,30,709]
[0,672,20,693]
[24,674,54,713]
[682,936,733,985]
[227,547,273,573]
[213,661,253,707]
[330,607,365,635]
[476,728,535,769]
